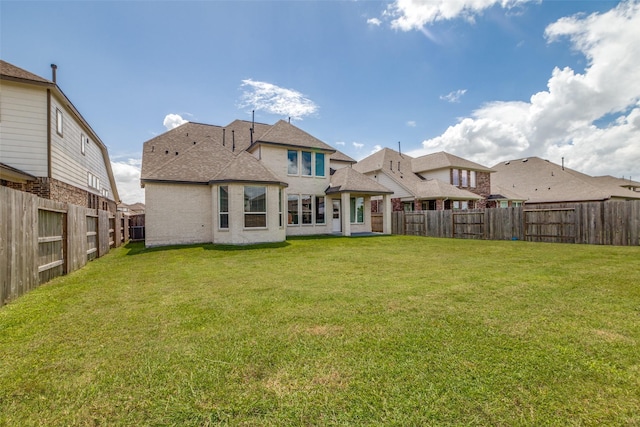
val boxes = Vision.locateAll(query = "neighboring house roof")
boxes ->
[411,151,494,174]
[488,184,528,201]
[491,157,640,204]
[0,162,37,182]
[249,120,336,153]
[354,147,482,200]
[326,167,393,195]
[414,179,482,200]
[330,150,356,164]
[592,175,640,192]
[0,60,120,203]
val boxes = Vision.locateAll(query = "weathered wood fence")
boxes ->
[1,186,129,306]
[392,200,640,246]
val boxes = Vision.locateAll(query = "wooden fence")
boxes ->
[392,200,640,246]
[1,186,128,306]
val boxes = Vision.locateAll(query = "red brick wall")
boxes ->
[22,177,116,213]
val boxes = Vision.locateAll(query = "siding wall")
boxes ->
[49,92,114,200]
[0,81,48,176]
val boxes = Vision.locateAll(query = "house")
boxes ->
[491,157,640,207]
[0,60,119,211]
[354,148,509,211]
[140,120,393,246]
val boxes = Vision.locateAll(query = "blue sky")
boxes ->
[2,0,639,204]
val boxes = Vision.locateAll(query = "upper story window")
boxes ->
[452,169,459,186]
[56,108,63,136]
[470,171,476,188]
[315,153,325,177]
[301,151,312,176]
[461,170,468,187]
[81,134,87,155]
[288,150,298,175]
[244,186,267,228]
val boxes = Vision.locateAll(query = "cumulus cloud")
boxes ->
[352,142,365,149]
[367,17,382,26]
[409,1,640,178]
[335,141,346,146]
[163,113,188,130]
[384,0,537,31]
[440,89,467,103]
[111,159,144,204]
[370,145,383,155]
[406,120,417,127]
[238,79,319,120]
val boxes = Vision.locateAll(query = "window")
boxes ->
[301,151,312,176]
[279,188,283,227]
[87,172,100,190]
[452,169,459,186]
[301,195,312,224]
[288,194,299,225]
[461,200,469,210]
[219,186,229,229]
[513,201,523,207]
[453,201,461,210]
[350,197,364,223]
[315,153,325,177]
[56,108,63,136]
[315,196,325,224]
[461,170,468,187]
[470,170,476,188]
[287,150,298,175]
[81,134,86,155]
[244,186,266,228]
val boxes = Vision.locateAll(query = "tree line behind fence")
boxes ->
[1,186,132,306]
[390,200,640,246]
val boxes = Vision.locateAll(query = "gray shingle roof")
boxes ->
[491,157,640,203]
[326,167,393,195]
[414,179,482,200]
[0,60,51,84]
[411,151,494,173]
[251,120,336,152]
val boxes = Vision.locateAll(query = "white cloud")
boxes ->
[367,17,382,26]
[335,141,346,146]
[440,89,467,103]
[111,159,144,204]
[406,120,417,127]
[238,79,319,120]
[352,142,364,149]
[384,0,537,31]
[409,1,640,178]
[370,144,383,155]
[163,113,188,130]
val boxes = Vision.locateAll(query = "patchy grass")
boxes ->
[1,235,639,426]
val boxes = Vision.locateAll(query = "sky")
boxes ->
[2,0,639,204]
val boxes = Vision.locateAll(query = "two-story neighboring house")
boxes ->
[0,60,119,212]
[140,119,393,246]
[355,148,504,211]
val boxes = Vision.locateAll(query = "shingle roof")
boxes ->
[414,179,482,200]
[330,150,356,164]
[0,60,51,84]
[491,157,640,203]
[353,147,413,174]
[252,120,336,152]
[211,151,287,185]
[326,167,393,195]
[411,151,494,173]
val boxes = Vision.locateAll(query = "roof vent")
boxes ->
[522,158,528,162]
[175,152,178,155]
[165,150,169,154]
[193,141,197,145]
[505,161,510,165]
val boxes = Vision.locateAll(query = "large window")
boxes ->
[452,169,459,186]
[461,170,468,187]
[219,186,229,229]
[301,195,312,224]
[470,170,476,188]
[288,150,298,175]
[315,196,325,224]
[279,188,283,227]
[301,151,312,176]
[288,194,299,225]
[244,186,266,228]
[315,153,325,177]
[350,197,364,224]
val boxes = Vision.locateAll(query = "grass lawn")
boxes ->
[1,235,639,426]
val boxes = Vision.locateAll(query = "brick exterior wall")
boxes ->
[392,197,403,212]
[13,177,116,213]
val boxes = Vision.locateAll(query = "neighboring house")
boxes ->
[354,148,506,211]
[491,157,640,207]
[117,202,145,215]
[0,60,119,211]
[140,120,393,246]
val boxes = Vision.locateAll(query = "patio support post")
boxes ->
[341,192,351,237]
[383,193,392,234]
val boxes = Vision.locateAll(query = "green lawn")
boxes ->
[1,235,639,426]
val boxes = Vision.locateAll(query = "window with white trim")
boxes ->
[301,195,312,224]
[288,194,299,225]
[56,108,63,136]
[315,196,325,224]
[219,186,229,229]
[350,197,364,224]
[244,186,266,228]
[301,151,312,176]
[287,150,298,175]
[315,153,325,177]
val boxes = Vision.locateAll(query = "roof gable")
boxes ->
[326,167,393,195]
[252,120,336,152]
[0,60,51,84]
[412,151,494,174]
